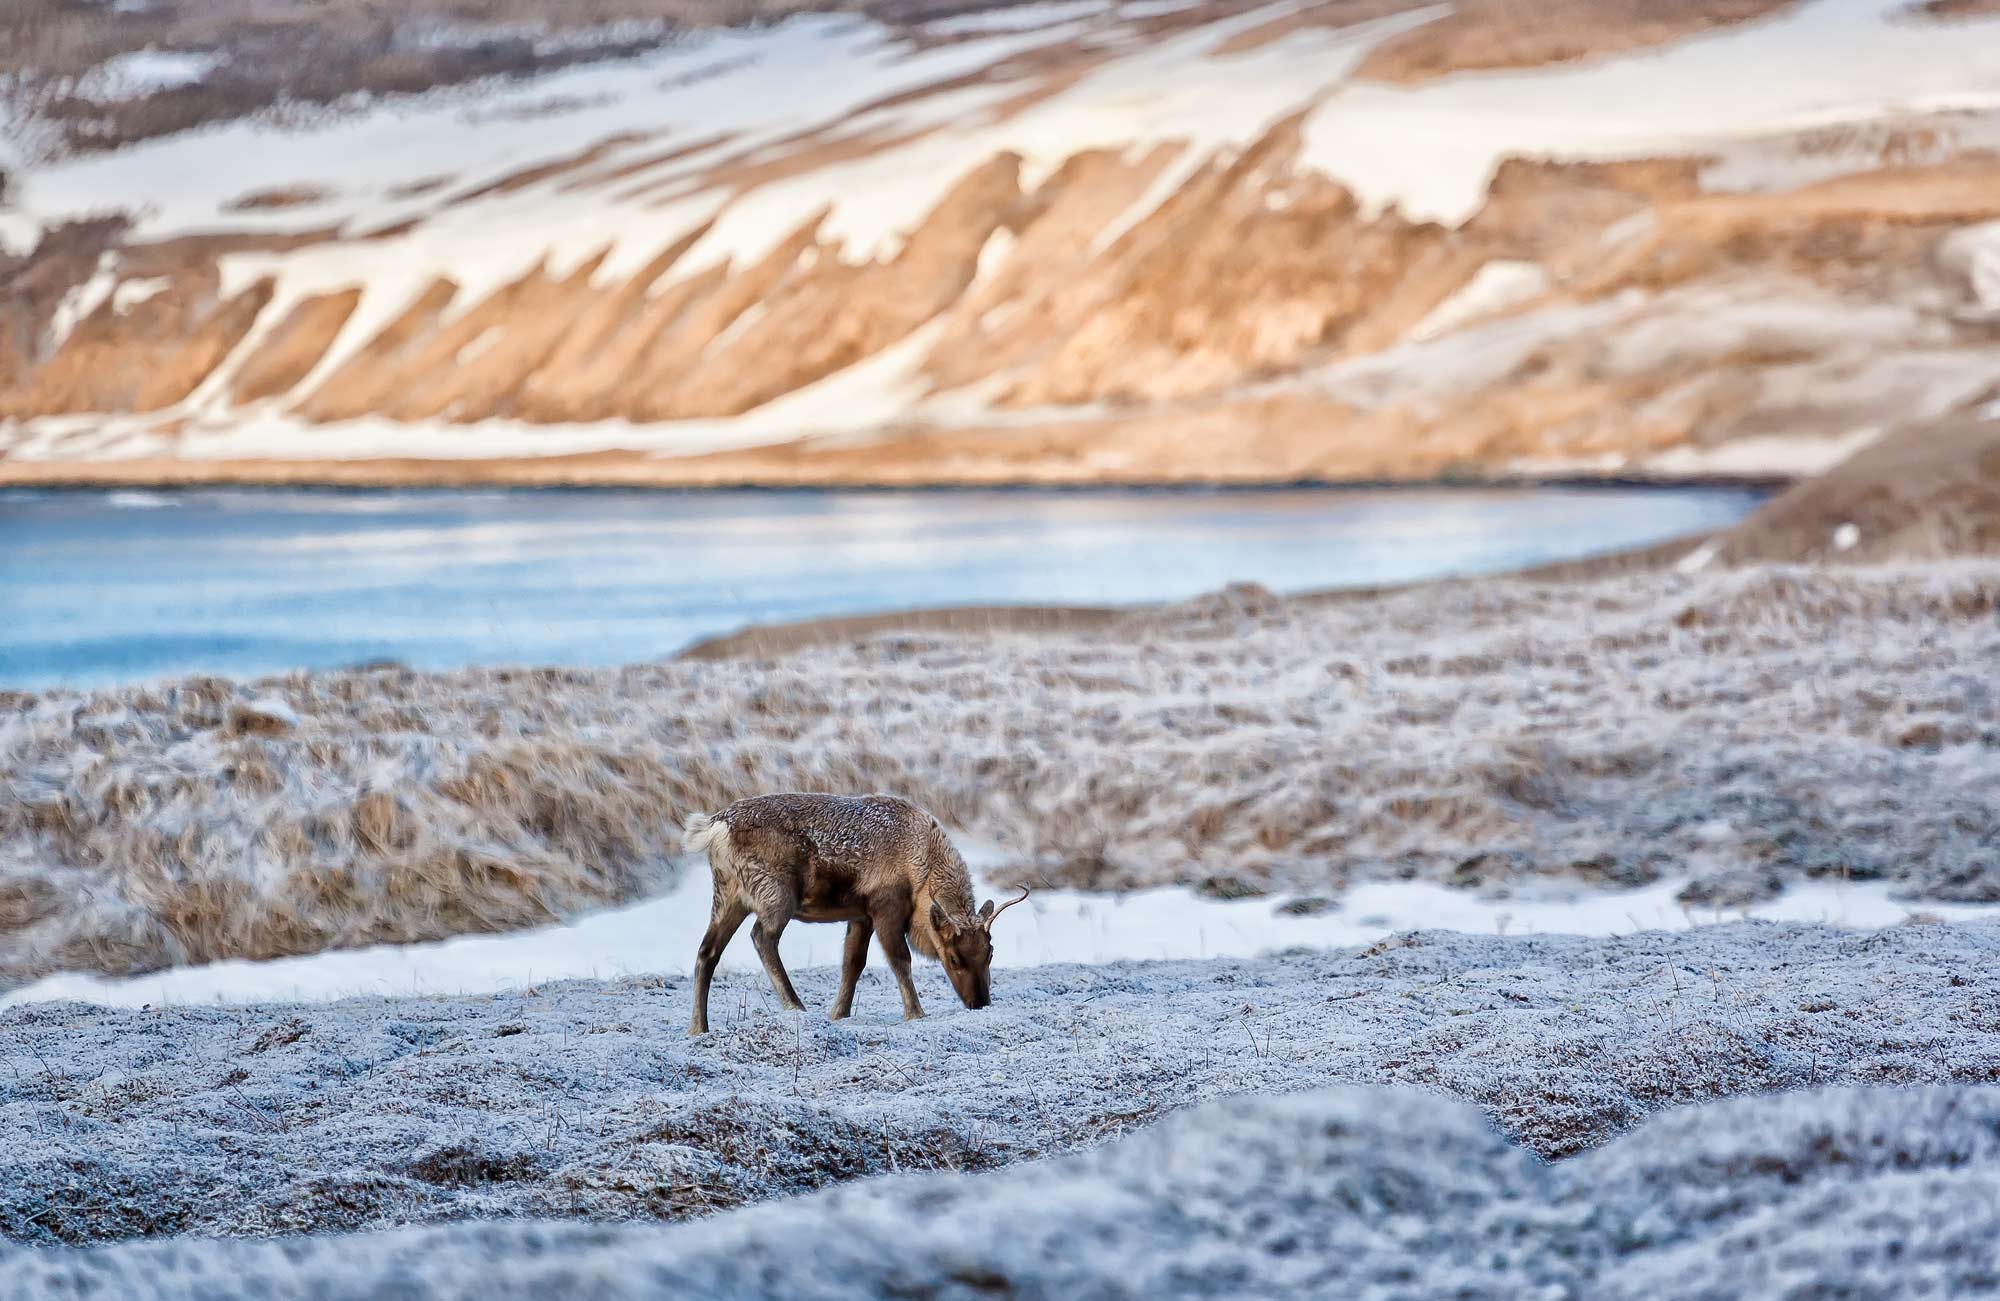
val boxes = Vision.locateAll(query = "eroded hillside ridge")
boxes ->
[2,0,1998,482]
[3,559,1997,982]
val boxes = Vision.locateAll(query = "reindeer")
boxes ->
[679,792,1030,1035]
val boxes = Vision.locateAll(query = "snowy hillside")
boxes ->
[3,0,1998,484]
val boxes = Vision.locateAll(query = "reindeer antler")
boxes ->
[983,886,1031,928]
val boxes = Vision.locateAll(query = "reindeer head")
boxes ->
[928,887,1029,1009]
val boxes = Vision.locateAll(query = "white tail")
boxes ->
[681,810,731,858]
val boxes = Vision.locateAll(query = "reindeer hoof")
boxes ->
[687,1024,708,1036]
[902,1009,925,1021]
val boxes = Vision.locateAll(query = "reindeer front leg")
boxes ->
[875,919,926,1021]
[830,919,872,1020]
[751,916,807,1012]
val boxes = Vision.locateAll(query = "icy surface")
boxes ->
[1,920,1997,1254]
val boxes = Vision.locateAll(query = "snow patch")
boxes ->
[971,225,1016,287]
[701,301,769,356]
[227,694,300,732]
[1599,209,1659,248]
[80,49,223,102]
[1674,540,1721,574]
[111,275,171,313]
[44,252,120,349]
[924,0,1107,36]
[7,842,1990,1009]
[1409,260,1550,341]
[452,327,504,367]
[1939,218,2000,315]
[0,212,40,258]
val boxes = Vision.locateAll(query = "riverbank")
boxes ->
[0,453,1796,492]
[681,413,2000,659]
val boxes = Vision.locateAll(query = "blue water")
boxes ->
[0,485,1764,688]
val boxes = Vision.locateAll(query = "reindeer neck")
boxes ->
[910,826,977,959]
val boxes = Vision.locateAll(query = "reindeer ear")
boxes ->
[978,899,996,923]
[929,900,955,937]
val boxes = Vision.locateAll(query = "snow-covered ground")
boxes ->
[6,838,1993,1009]
[2,920,1995,1253]
[74,49,224,103]
[1302,0,2000,223]
[9,1082,1995,1298]
[15,0,1993,257]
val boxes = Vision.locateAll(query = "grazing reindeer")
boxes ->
[679,793,1029,1035]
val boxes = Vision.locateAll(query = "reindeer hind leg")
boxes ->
[689,889,748,1036]
[751,912,807,1012]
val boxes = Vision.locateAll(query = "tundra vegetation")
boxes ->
[3,557,1997,985]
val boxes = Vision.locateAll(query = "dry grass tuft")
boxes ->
[3,557,1999,982]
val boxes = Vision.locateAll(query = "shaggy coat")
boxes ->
[680,792,1023,1034]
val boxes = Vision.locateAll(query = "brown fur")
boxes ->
[680,792,1022,1034]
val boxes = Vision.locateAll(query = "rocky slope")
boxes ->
[3,0,1997,484]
